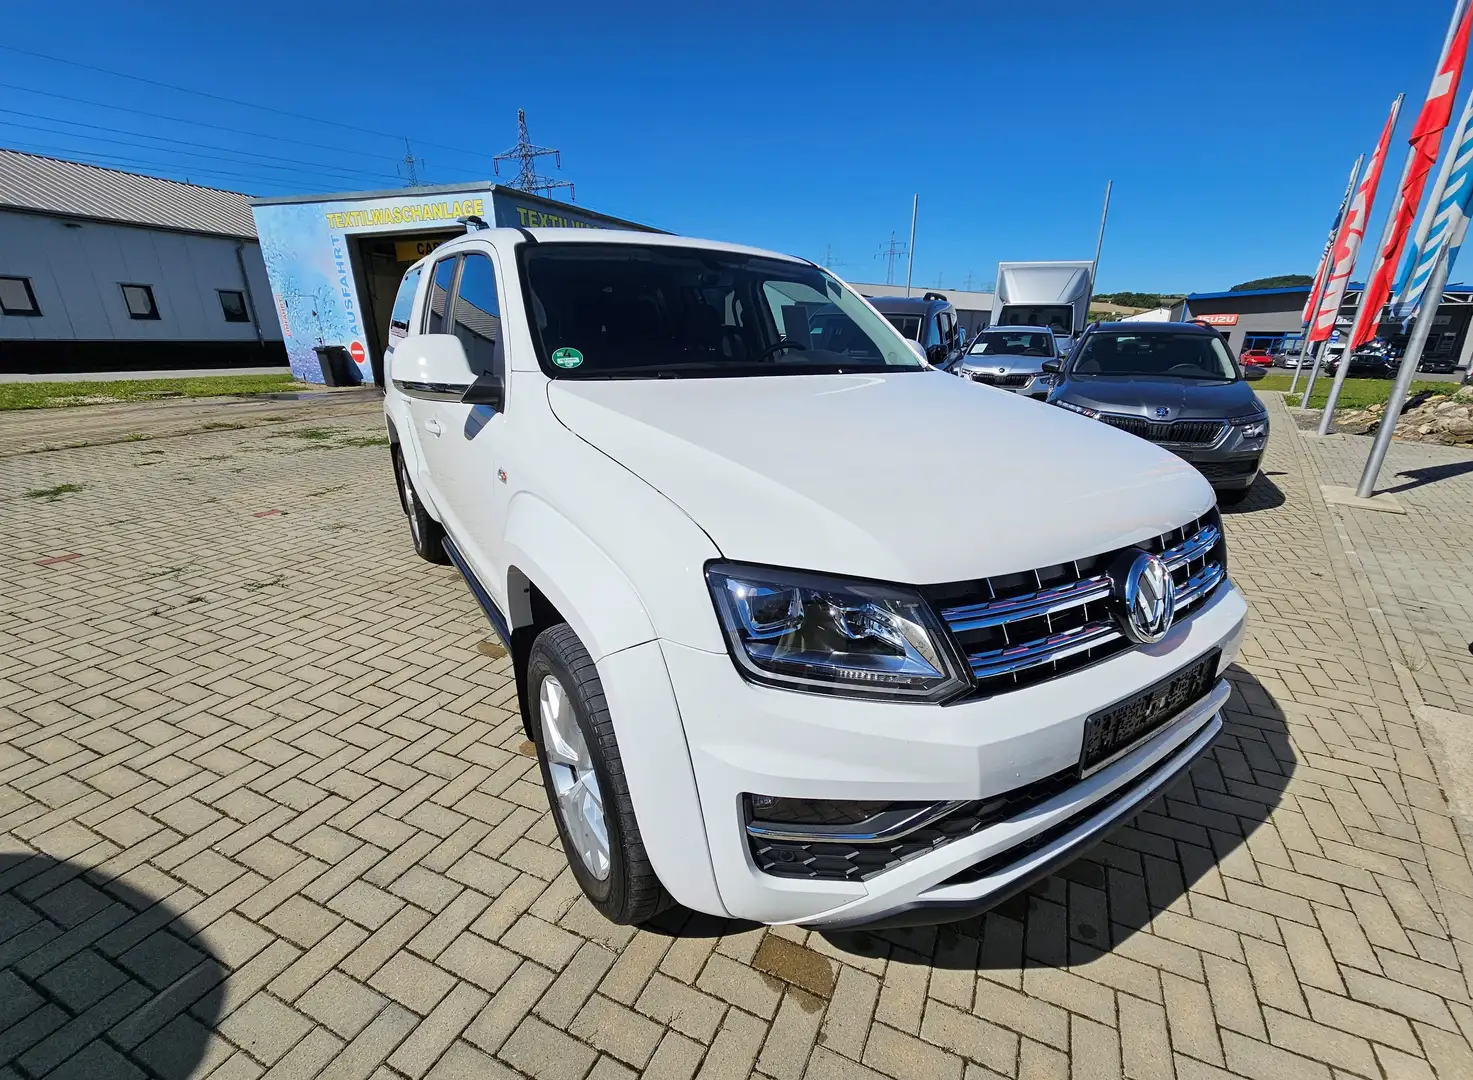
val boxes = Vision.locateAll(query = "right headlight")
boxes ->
[706,563,968,702]
[1230,412,1269,440]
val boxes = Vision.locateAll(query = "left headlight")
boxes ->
[1231,412,1269,440]
[706,563,968,702]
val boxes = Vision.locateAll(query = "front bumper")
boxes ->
[655,581,1246,925]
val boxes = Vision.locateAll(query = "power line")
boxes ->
[0,82,490,180]
[0,115,404,187]
[874,232,908,285]
[0,107,403,181]
[0,139,305,193]
[0,43,505,163]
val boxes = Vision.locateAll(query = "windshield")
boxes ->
[881,313,922,340]
[519,244,921,378]
[967,330,1053,357]
[1070,332,1239,381]
[999,304,1072,334]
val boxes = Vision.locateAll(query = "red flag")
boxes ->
[1352,1,1473,349]
[1310,100,1402,341]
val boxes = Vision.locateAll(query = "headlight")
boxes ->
[1230,413,1269,440]
[1053,399,1100,419]
[706,563,968,702]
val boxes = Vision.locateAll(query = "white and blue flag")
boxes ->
[1391,89,1473,319]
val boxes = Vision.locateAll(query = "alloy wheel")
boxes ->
[538,675,610,880]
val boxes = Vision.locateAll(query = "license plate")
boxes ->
[1079,650,1220,775]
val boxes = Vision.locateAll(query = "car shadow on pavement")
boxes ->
[821,665,1294,972]
[1219,474,1286,514]
[0,851,225,1079]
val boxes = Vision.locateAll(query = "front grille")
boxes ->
[970,372,1031,387]
[1100,415,1226,445]
[925,510,1225,699]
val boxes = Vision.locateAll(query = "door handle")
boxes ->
[424,418,442,436]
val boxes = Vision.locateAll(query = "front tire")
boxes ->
[528,624,670,924]
[393,448,450,564]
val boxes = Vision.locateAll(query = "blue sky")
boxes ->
[2,0,1466,293]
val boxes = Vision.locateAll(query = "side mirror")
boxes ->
[391,334,475,399]
[926,343,949,365]
[1242,365,1266,381]
[1041,358,1062,374]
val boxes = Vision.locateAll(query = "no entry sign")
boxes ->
[349,341,366,365]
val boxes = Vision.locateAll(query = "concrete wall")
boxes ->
[0,209,282,348]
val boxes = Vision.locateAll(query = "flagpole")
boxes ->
[1321,109,1414,434]
[904,194,918,298]
[1393,0,1472,309]
[1356,241,1454,496]
[1294,155,1363,396]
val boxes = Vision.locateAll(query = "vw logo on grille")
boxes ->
[997,367,1007,374]
[1112,550,1176,644]
[1153,406,1171,419]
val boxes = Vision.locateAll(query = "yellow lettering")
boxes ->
[473,198,485,216]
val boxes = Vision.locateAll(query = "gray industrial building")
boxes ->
[1176,283,1473,370]
[0,149,284,373]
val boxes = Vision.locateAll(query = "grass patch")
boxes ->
[304,484,349,498]
[201,421,246,431]
[241,576,284,591]
[339,435,390,448]
[1254,373,1461,410]
[0,374,302,411]
[273,426,343,441]
[23,482,83,501]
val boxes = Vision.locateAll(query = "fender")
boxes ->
[502,492,656,661]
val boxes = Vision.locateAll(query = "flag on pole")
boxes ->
[1310,99,1403,341]
[1303,161,1360,325]
[1381,0,1473,317]
[1391,88,1473,318]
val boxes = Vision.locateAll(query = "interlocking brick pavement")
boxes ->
[1,396,1472,1079]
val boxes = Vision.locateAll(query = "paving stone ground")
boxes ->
[2,394,1473,1079]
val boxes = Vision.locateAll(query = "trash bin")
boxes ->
[314,345,358,387]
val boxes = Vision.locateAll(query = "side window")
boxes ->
[938,310,954,348]
[450,253,502,377]
[425,257,458,334]
[388,266,423,345]
[922,311,941,348]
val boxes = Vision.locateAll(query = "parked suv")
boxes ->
[869,292,966,368]
[950,324,1058,398]
[383,231,1246,928]
[1046,322,1268,504]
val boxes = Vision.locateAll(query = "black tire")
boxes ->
[528,623,671,924]
[1217,487,1252,506]
[393,447,450,564]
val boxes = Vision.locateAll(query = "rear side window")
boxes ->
[425,257,457,334]
[450,254,502,377]
[389,266,423,345]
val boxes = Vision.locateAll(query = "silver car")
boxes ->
[950,325,1057,398]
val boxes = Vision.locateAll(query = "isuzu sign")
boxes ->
[1192,313,1239,326]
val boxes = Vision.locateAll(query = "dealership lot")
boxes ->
[2,396,1473,1079]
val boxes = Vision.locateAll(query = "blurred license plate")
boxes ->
[1079,650,1219,775]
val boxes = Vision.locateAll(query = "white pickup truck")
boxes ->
[382,228,1247,928]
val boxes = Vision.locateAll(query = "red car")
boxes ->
[1239,348,1274,367]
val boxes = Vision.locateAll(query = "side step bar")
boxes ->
[442,535,513,651]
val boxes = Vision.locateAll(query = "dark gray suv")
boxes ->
[1044,322,1268,504]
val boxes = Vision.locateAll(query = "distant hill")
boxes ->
[1230,275,1312,291]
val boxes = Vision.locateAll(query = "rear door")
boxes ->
[400,254,462,514]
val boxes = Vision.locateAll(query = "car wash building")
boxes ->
[250,184,653,385]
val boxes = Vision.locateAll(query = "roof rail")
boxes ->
[922,291,948,301]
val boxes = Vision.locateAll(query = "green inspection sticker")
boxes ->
[551,347,583,369]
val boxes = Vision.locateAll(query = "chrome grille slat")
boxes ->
[935,513,1226,694]
[1100,415,1226,446]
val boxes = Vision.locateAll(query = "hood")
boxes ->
[954,354,1049,376]
[1057,376,1260,421]
[548,372,1214,585]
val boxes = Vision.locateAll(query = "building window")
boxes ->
[121,283,160,320]
[0,275,40,316]
[1242,332,1287,352]
[218,289,250,323]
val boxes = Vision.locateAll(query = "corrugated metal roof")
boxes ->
[0,149,257,239]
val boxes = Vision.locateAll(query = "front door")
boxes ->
[423,246,513,614]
